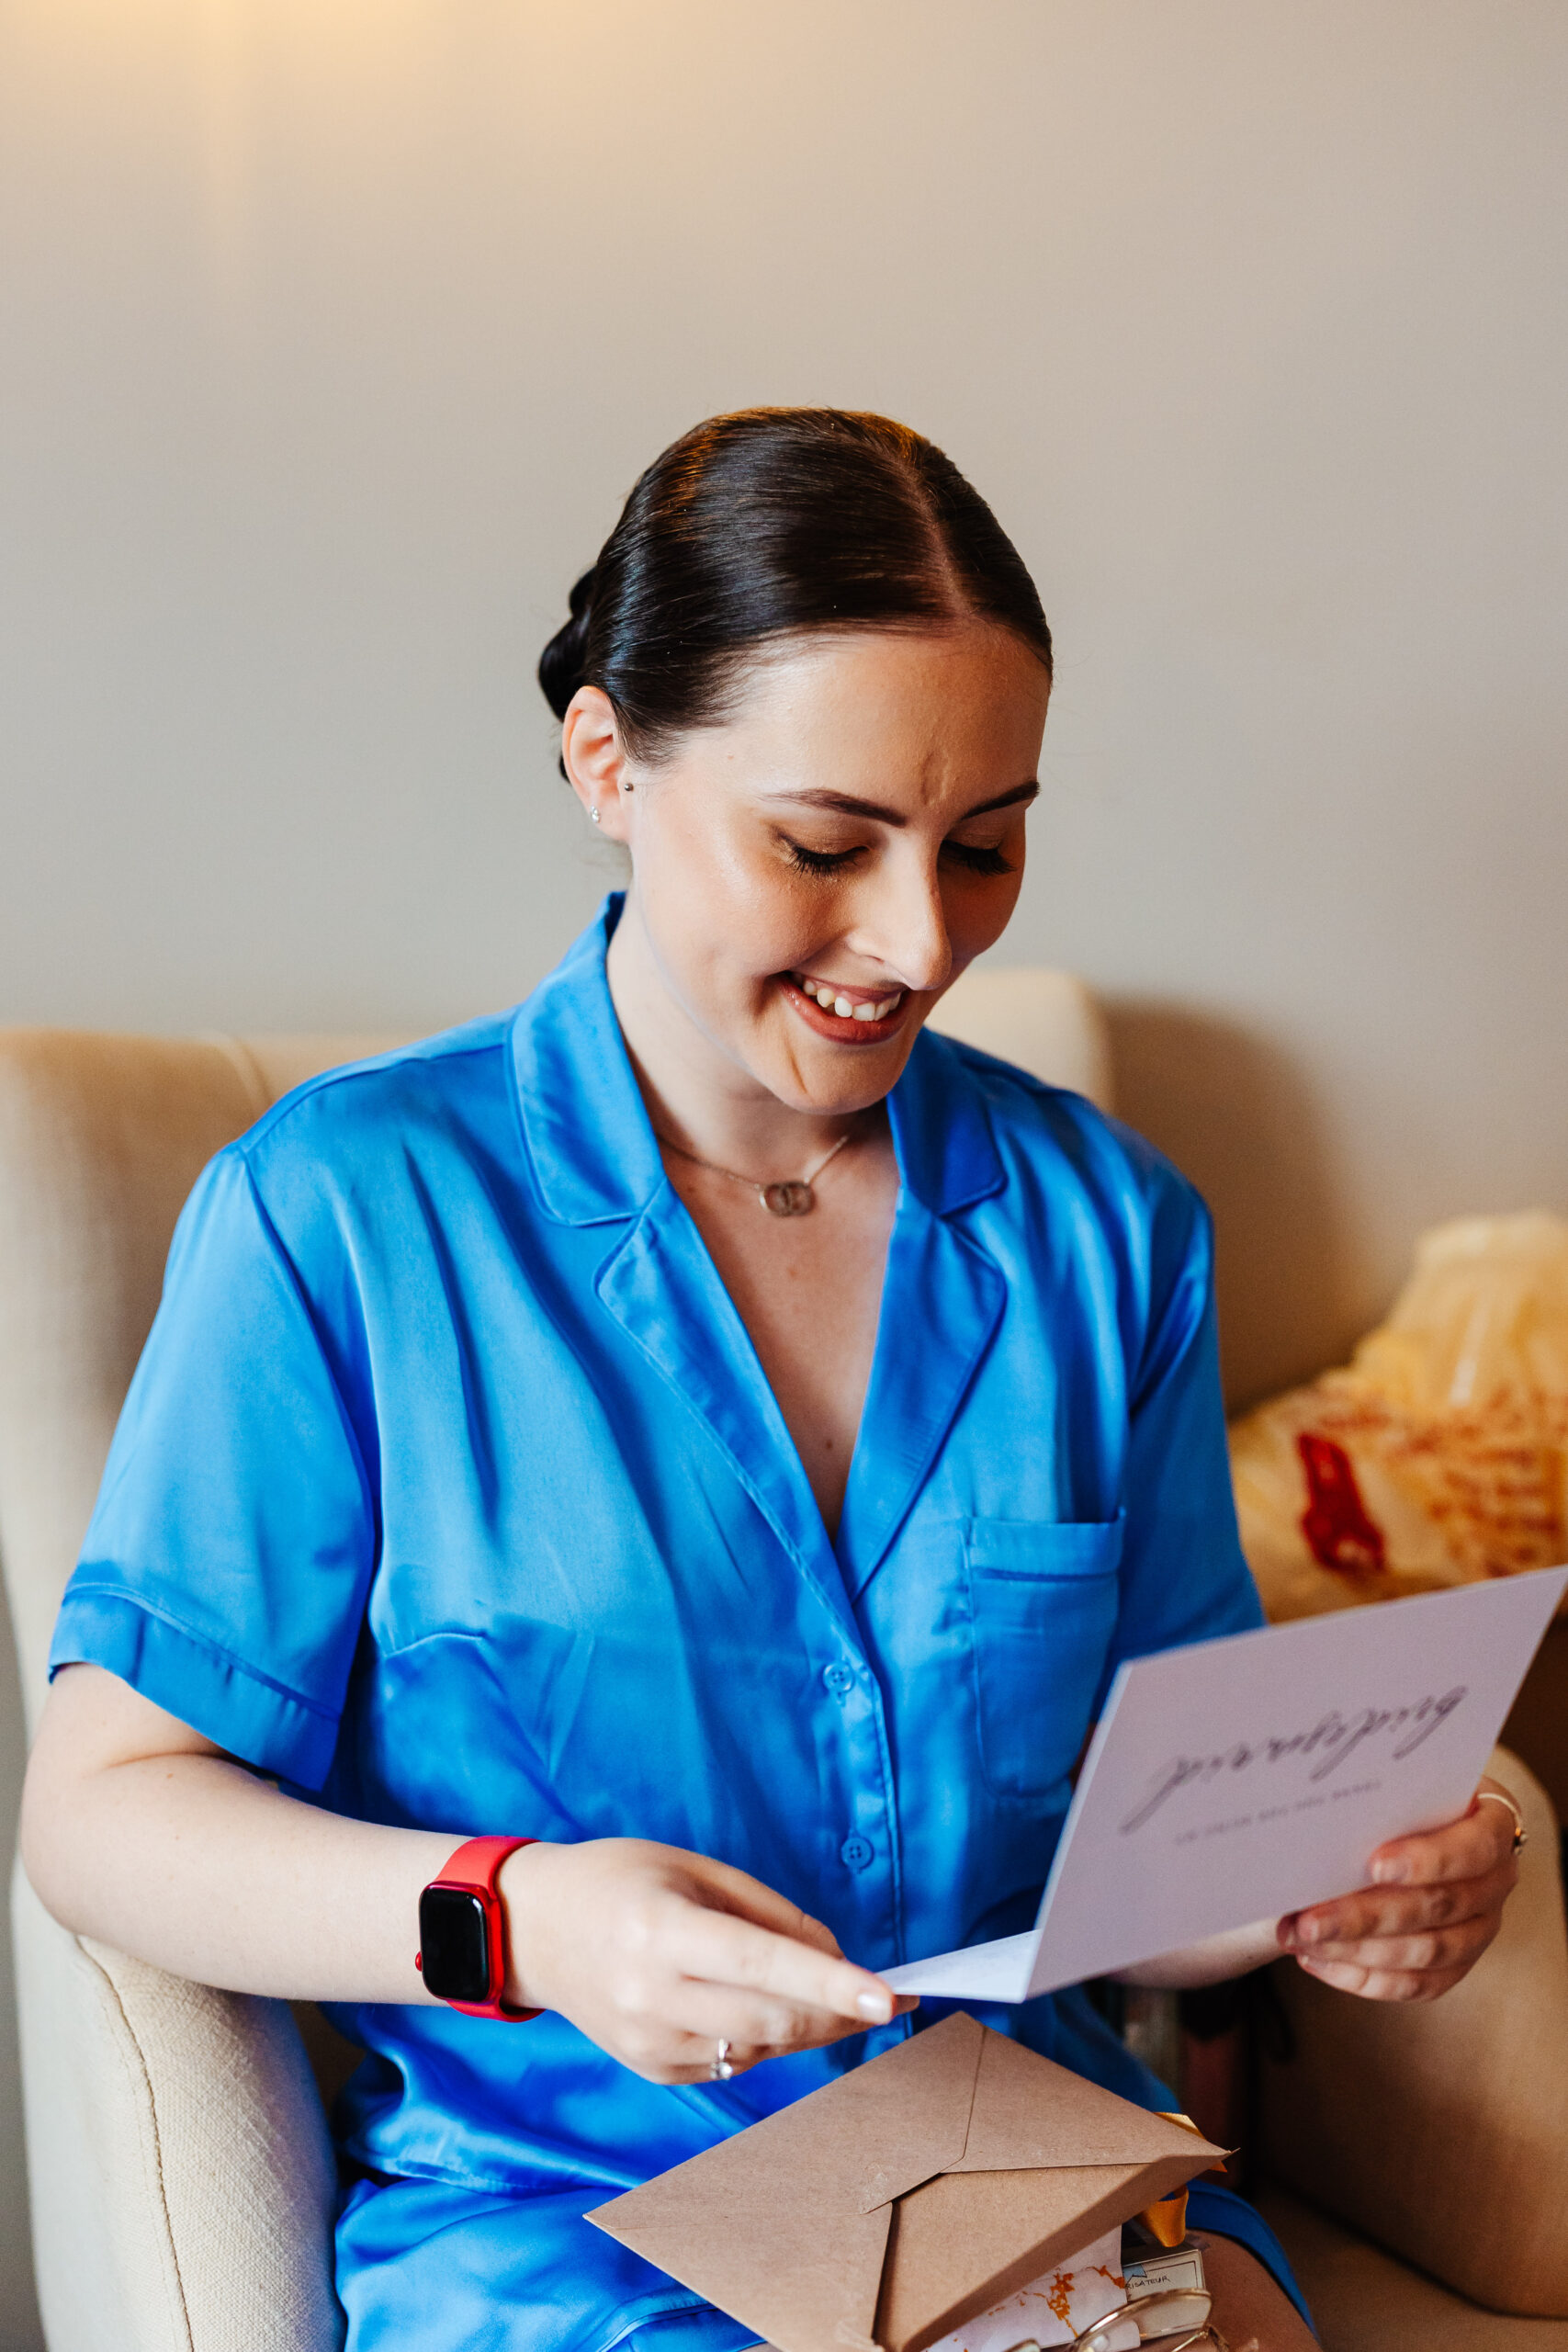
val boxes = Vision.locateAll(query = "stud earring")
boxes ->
[590,807,601,825]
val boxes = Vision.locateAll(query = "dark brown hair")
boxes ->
[538,408,1050,762]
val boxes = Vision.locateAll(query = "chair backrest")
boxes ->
[933,965,1112,1114]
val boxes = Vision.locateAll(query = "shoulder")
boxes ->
[931,1030,1209,1250]
[931,1033,1218,1387]
[175,1012,522,1273]
[228,1012,516,1177]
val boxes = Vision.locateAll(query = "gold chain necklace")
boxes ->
[655,1127,853,1217]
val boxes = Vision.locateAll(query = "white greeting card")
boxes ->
[886,1566,1566,2001]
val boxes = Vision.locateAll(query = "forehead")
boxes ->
[689,623,1050,808]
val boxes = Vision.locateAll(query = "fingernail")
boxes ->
[1371,1860,1404,1885]
[1278,1915,1299,1948]
[856,1992,892,2023]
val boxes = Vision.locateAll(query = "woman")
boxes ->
[23,410,1520,2352]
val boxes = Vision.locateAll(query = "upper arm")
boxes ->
[47,1145,377,1790]
[31,1661,225,1781]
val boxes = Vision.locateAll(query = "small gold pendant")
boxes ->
[760,1181,814,1216]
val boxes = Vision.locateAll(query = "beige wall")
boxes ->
[1,5,1565,2339]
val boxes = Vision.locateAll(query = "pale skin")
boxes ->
[23,623,1517,2352]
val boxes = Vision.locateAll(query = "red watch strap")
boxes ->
[440,1835,534,1893]
[423,1835,540,2021]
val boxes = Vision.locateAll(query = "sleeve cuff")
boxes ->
[50,1587,342,1790]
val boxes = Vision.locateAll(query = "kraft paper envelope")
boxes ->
[589,2013,1224,2352]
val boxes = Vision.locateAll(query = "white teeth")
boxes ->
[794,976,901,1022]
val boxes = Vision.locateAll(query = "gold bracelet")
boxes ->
[1474,1788,1528,1856]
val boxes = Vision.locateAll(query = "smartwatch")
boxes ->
[416,1836,540,2020]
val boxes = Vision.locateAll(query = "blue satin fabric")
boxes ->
[52,898,1307,2343]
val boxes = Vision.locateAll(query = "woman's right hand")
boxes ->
[500,1838,915,2081]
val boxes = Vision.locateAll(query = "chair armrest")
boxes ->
[13,1860,343,2352]
[1256,1746,1568,2317]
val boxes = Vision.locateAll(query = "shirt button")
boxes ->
[840,1836,874,1871]
[823,1663,856,1698]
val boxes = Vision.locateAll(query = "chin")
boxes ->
[763,1032,921,1115]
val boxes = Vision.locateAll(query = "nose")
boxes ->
[848,844,953,997]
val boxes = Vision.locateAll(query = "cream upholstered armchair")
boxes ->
[0,979,1564,2352]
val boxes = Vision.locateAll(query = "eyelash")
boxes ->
[784,840,1015,879]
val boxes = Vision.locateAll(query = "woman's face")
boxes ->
[564,622,1050,1116]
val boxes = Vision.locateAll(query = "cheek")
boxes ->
[637,813,823,979]
[942,867,1025,963]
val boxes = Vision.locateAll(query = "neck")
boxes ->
[605,892,881,1177]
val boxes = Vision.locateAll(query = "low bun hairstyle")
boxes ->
[537,565,596,722]
[538,408,1050,766]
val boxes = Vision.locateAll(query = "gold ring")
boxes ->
[1475,1788,1527,1856]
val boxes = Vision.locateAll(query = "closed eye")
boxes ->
[784,840,865,877]
[784,837,1017,879]
[942,841,1016,876]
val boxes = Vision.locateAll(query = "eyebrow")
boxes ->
[765,780,1040,827]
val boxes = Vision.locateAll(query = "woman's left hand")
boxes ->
[1276,1775,1522,2000]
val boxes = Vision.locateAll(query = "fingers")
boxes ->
[1274,1790,1516,1991]
[1295,1905,1499,1976]
[1278,1798,1519,2004]
[668,1889,903,2027]
[1292,1948,1478,2002]
[594,1968,913,2085]
[686,1854,849,1956]
[1280,1856,1517,1953]
[516,1840,919,2086]
[1366,1786,1517,1889]
[653,1979,898,2074]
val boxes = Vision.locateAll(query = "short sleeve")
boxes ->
[1102,1182,1264,1687]
[51,1146,376,1788]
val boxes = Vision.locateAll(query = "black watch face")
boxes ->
[418,1886,492,2005]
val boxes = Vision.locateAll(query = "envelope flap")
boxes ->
[850,2011,986,2210]
[950,2030,1227,2173]
[588,2014,987,2352]
[593,2163,893,2352]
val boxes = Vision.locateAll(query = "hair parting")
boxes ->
[538,407,1050,773]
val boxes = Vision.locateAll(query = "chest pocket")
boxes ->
[964,1513,1125,1803]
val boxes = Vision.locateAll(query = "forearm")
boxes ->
[22,1670,456,2004]
[1112,1917,1280,1989]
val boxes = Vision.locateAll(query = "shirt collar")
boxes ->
[511,895,1005,1225]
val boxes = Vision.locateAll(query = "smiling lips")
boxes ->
[786,971,908,1036]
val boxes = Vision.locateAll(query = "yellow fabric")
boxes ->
[1136,2112,1224,2247]
[1231,1213,1568,1627]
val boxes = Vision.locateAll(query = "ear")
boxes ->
[561,687,635,841]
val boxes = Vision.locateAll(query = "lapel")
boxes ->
[511,909,1010,1627]
[512,899,857,1645]
[834,1031,1008,1601]
[595,1195,857,1643]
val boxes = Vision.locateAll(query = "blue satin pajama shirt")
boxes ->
[51,899,1306,2346]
